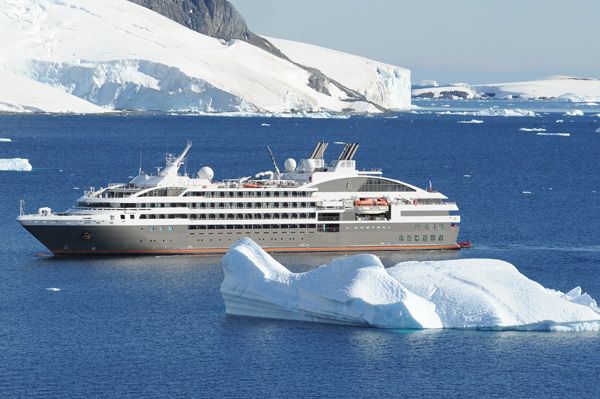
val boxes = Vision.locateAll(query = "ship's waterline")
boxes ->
[18,141,461,255]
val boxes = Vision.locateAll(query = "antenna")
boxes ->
[267,146,281,177]
[139,148,143,174]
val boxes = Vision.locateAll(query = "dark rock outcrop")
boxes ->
[128,0,287,59]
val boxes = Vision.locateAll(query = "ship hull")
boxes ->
[21,223,460,256]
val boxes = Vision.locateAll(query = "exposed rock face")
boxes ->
[128,0,376,107]
[128,0,286,58]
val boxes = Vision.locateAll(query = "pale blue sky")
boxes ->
[230,0,600,84]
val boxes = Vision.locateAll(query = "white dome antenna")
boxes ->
[197,166,214,181]
[284,158,297,172]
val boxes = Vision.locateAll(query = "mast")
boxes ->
[160,141,192,177]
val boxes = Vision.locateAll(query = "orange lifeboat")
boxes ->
[354,197,389,215]
[243,183,259,188]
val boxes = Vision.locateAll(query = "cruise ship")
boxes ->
[17,142,461,255]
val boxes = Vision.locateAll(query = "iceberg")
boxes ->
[565,110,584,116]
[475,108,537,117]
[457,119,484,124]
[519,127,546,132]
[536,132,571,137]
[221,239,600,331]
[0,158,32,171]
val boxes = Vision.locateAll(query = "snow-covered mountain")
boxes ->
[0,0,411,114]
[413,76,600,102]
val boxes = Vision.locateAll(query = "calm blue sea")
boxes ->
[1,104,600,398]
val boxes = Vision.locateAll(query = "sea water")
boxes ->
[1,105,600,397]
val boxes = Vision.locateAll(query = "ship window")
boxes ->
[168,226,173,232]
[438,235,444,241]
[399,235,404,241]
[414,235,420,241]
[422,235,427,242]
[438,223,444,230]
[130,215,134,219]
[431,235,436,241]
[120,215,125,219]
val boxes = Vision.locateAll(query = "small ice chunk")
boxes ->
[261,123,270,127]
[522,191,532,194]
[536,132,571,137]
[463,174,471,178]
[46,287,61,292]
[0,158,32,171]
[519,127,546,132]
[595,127,600,133]
[565,109,584,116]
[457,119,484,124]
[556,119,564,123]
[0,138,12,142]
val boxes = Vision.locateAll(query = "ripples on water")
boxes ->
[1,106,599,397]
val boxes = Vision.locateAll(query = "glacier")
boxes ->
[0,158,33,172]
[0,0,410,114]
[268,37,411,110]
[221,239,600,331]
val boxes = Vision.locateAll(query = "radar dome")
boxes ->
[284,158,297,172]
[302,159,317,172]
[197,166,214,181]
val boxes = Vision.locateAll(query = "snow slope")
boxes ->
[0,0,410,114]
[221,239,600,331]
[268,37,411,110]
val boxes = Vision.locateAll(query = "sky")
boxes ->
[230,0,600,84]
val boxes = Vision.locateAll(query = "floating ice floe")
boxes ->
[537,132,571,137]
[565,109,584,116]
[46,287,61,292]
[220,239,600,331]
[0,158,32,171]
[260,123,270,127]
[457,119,484,124]
[522,191,532,194]
[519,127,546,132]
[556,119,564,123]
[437,108,537,117]
[475,108,537,117]
[595,127,600,133]
[0,138,12,142]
